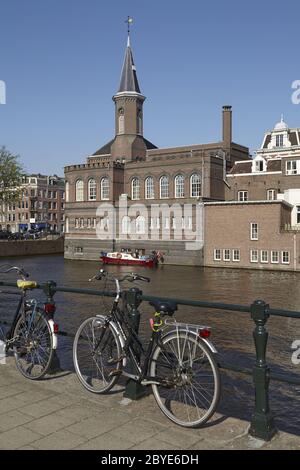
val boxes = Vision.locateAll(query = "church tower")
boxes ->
[110,33,149,161]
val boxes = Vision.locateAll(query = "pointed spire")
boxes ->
[117,18,141,94]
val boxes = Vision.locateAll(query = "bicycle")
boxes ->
[73,269,221,428]
[0,264,58,379]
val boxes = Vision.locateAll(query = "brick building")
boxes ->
[0,174,65,233]
[64,34,249,263]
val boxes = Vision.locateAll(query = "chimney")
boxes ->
[222,105,232,148]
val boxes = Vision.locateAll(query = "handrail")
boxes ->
[1,278,300,441]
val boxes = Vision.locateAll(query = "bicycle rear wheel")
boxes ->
[73,316,122,394]
[13,308,54,380]
[150,330,220,428]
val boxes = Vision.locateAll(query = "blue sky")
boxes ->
[0,0,299,176]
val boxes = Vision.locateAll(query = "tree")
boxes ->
[0,147,25,229]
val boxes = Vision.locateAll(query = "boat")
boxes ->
[100,251,159,267]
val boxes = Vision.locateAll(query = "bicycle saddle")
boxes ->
[149,300,178,316]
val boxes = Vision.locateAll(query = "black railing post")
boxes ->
[43,281,61,374]
[123,287,148,400]
[249,299,277,441]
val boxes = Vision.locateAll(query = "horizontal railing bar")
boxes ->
[1,280,300,318]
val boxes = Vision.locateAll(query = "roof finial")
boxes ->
[125,16,133,47]
[281,113,284,122]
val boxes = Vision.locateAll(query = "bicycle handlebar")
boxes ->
[88,269,150,284]
[0,264,29,280]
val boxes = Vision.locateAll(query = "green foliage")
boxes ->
[0,146,24,204]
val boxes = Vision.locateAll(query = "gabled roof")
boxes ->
[117,37,141,94]
[91,137,157,157]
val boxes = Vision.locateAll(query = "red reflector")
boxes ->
[44,303,56,314]
[199,328,211,339]
[53,323,59,334]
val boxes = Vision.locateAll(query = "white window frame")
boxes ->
[190,173,201,198]
[260,250,268,263]
[175,175,185,198]
[276,134,284,147]
[238,191,248,202]
[286,161,297,175]
[159,176,169,199]
[75,180,84,202]
[250,223,258,240]
[232,249,240,262]
[88,178,97,201]
[223,249,230,261]
[214,249,221,261]
[271,251,279,264]
[250,250,258,263]
[131,178,140,200]
[145,176,154,199]
[281,251,290,264]
[267,189,276,201]
[100,177,109,200]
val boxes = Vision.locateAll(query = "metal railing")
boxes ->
[1,278,300,441]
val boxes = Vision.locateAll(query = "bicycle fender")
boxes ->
[95,315,127,368]
[162,328,218,354]
[48,319,58,350]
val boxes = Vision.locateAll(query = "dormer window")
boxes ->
[276,134,284,147]
[255,160,264,172]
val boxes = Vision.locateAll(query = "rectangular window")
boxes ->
[276,134,284,147]
[172,217,176,229]
[75,218,79,228]
[74,247,83,254]
[164,218,169,230]
[156,217,160,230]
[87,218,91,228]
[223,249,230,261]
[150,218,154,230]
[255,160,264,172]
[214,249,221,261]
[93,218,96,228]
[271,251,279,263]
[286,161,297,175]
[250,223,258,240]
[238,191,248,202]
[181,217,185,229]
[232,249,240,262]
[282,251,290,264]
[52,191,57,199]
[297,206,300,224]
[267,189,276,200]
[261,250,268,263]
[188,216,192,230]
[80,218,84,228]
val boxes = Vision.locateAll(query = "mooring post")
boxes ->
[123,287,148,400]
[249,299,277,441]
[43,280,61,374]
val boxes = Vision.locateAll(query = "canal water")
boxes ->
[1,254,300,435]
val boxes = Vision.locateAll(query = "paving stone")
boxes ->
[110,417,168,444]
[0,385,27,399]
[0,409,33,432]
[131,439,182,450]
[33,429,87,450]
[24,413,76,436]
[55,402,107,423]
[191,417,249,443]
[66,410,132,439]
[76,432,135,450]
[21,399,69,418]
[0,426,42,450]
[154,426,203,448]
[0,395,30,414]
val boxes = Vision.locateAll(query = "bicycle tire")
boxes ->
[73,316,123,394]
[150,329,221,428]
[13,307,54,380]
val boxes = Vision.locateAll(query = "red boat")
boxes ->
[100,251,158,267]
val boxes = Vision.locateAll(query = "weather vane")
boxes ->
[125,16,133,35]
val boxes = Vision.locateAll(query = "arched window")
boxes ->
[131,178,140,200]
[160,176,169,198]
[65,181,69,202]
[145,176,154,199]
[100,177,109,200]
[190,173,201,197]
[136,215,145,234]
[75,179,84,202]
[175,175,185,198]
[88,178,97,201]
[137,110,143,134]
[122,216,131,235]
[118,108,124,134]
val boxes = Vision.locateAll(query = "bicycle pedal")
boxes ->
[108,369,122,378]
[107,355,124,365]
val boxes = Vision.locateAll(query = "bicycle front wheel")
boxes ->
[73,316,122,394]
[13,308,54,380]
[150,330,220,428]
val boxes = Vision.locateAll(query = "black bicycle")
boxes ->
[0,264,57,379]
[73,269,221,428]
